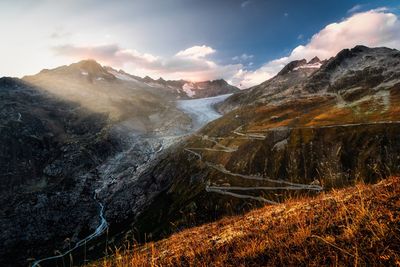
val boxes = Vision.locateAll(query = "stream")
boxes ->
[31,196,108,267]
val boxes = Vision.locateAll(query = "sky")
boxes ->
[1,0,400,88]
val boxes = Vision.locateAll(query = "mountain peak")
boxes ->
[322,45,394,73]
[73,59,103,71]
[308,56,321,64]
[209,79,229,86]
[67,59,116,81]
[76,59,100,65]
[277,59,307,76]
[143,76,154,82]
[277,56,326,77]
[350,45,370,53]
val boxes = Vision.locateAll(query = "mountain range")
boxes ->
[102,45,400,246]
[0,45,399,266]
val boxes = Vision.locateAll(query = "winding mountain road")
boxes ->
[245,121,400,134]
[176,95,325,203]
[185,121,400,202]
[184,132,322,204]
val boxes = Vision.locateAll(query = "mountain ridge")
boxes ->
[23,59,240,99]
[219,45,400,113]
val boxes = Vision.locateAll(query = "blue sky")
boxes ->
[0,0,399,87]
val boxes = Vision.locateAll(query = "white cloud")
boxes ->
[287,10,400,60]
[372,7,389,12]
[234,57,289,87]
[52,10,400,88]
[175,45,216,59]
[238,9,400,88]
[53,44,159,67]
[232,53,254,61]
[348,4,363,13]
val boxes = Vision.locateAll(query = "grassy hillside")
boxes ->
[88,177,400,266]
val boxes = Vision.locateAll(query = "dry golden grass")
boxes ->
[87,177,400,266]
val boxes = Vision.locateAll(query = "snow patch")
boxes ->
[146,82,159,88]
[108,70,139,82]
[293,62,322,71]
[182,83,196,97]
[81,71,88,76]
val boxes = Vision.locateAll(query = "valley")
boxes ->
[107,47,400,245]
[0,46,399,267]
[2,2,400,266]
[0,61,236,266]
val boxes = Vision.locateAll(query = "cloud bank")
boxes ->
[54,44,242,82]
[54,9,400,88]
[237,9,400,87]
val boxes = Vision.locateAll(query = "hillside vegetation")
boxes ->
[88,177,400,266]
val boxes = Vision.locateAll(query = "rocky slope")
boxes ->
[219,46,399,111]
[0,77,118,266]
[1,59,237,266]
[100,46,400,250]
